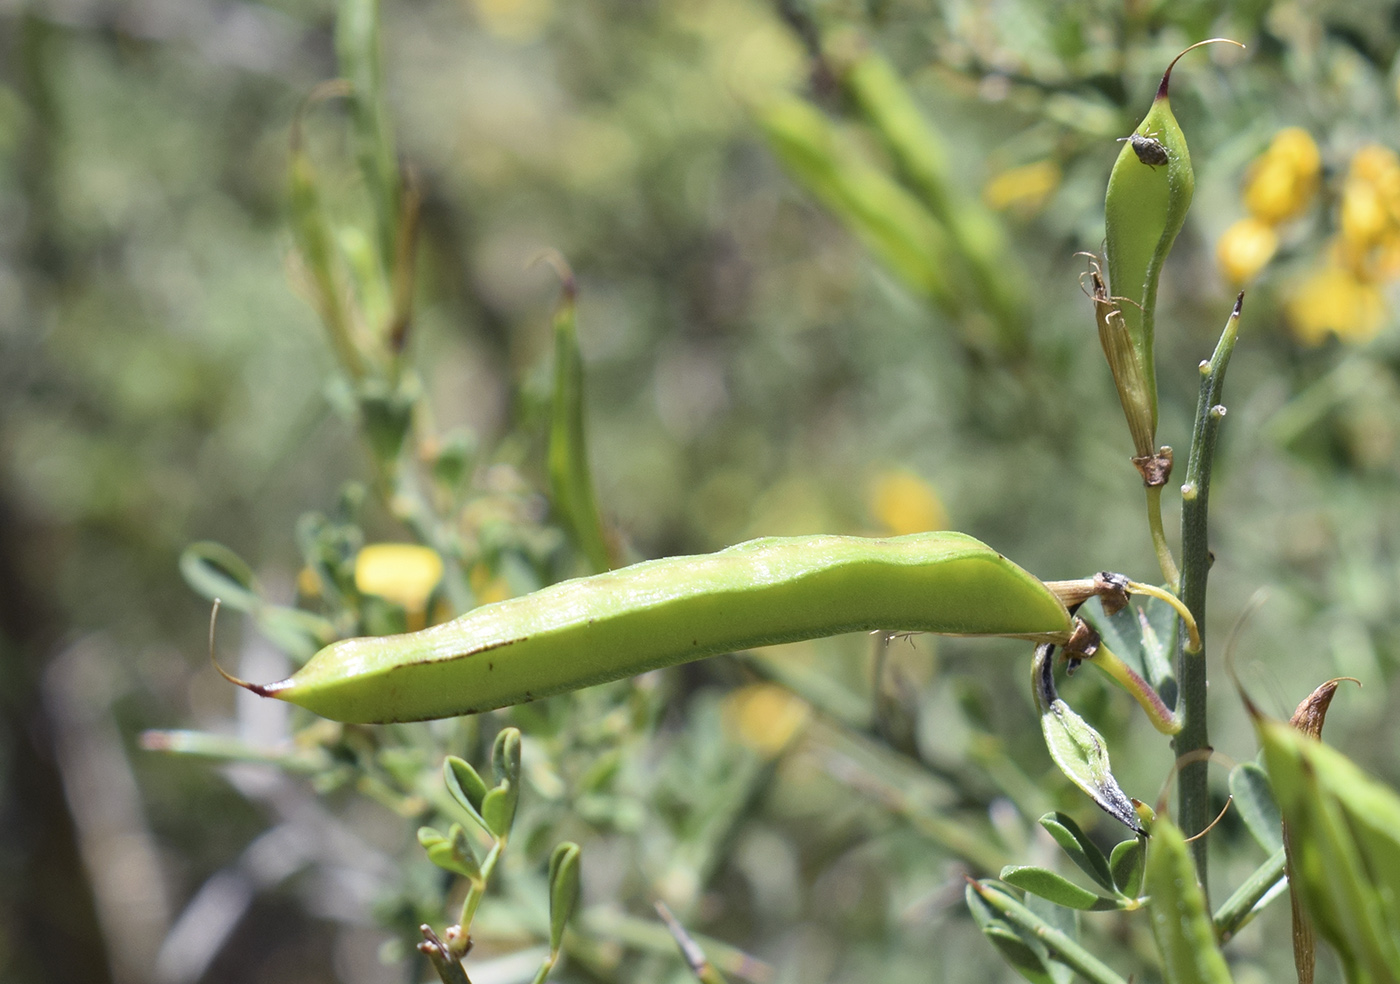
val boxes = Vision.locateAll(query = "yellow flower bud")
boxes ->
[1216,217,1279,284]
[355,544,445,614]
[1287,264,1387,346]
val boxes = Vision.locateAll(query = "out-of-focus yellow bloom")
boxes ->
[723,683,811,758]
[1216,217,1279,284]
[1287,264,1387,346]
[1341,177,1390,249]
[355,544,444,614]
[983,160,1061,215]
[473,0,552,42]
[469,562,513,606]
[869,469,947,535]
[1243,127,1320,223]
[296,565,322,599]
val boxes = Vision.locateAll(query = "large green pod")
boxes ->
[228,531,1070,723]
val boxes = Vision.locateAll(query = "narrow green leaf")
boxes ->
[1023,894,1078,984]
[965,884,1059,984]
[335,0,399,267]
[1108,837,1144,898]
[547,842,582,956]
[1228,761,1283,854]
[547,271,610,573]
[755,95,954,308]
[1257,714,1400,980]
[1033,646,1145,835]
[1039,812,1115,890]
[1001,866,1121,911]
[180,542,336,659]
[1145,816,1233,984]
[841,48,1027,350]
[969,881,1130,984]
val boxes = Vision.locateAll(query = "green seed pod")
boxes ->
[1104,39,1243,445]
[219,531,1071,723]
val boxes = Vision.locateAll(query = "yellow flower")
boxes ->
[723,683,811,758]
[1216,217,1279,284]
[296,565,322,599]
[469,562,513,606]
[1243,128,1320,223]
[983,160,1061,215]
[355,544,445,614]
[868,469,947,535]
[1287,264,1388,346]
[1341,176,1391,250]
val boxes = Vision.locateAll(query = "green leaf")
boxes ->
[417,824,481,880]
[180,542,261,611]
[1033,646,1145,835]
[492,727,522,787]
[482,781,517,839]
[547,271,610,574]
[1228,761,1283,854]
[1001,866,1122,911]
[966,884,1060,984]
[547,842,582,956]
[180,542,335,660]
[1145,816,1232,984]
[1023,895,1078,984]
[1259,715,1400,981]
[755,95,954,308]
[1039,812,1115,891]
[1080,595,1178,708]
[968,881,1129,984]
[444,755,489,830]
[1109,837,1144,898]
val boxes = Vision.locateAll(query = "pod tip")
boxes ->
[207,599,288,699]
[1157,38,1246,100]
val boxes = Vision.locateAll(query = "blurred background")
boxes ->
[4,0,1400,981]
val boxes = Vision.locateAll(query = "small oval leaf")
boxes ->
[1039,813,1114,891]
[482,781,516,839]
[445,756,489,828]
[1000,866,1111,911]
[1229,761,1282,854]
[1109,838,1144,898]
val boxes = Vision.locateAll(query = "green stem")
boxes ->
[1176,292,1244,890]
[1144,484,1180,588]
[1212,847,1286,942]
[969,881,1130,984]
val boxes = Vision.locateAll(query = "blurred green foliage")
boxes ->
[6,0,1400,982]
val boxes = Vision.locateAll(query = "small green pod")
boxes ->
[1104,39,1241,441]
[227,532,1070,723]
